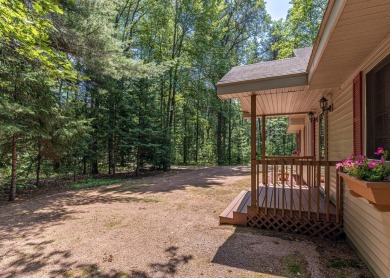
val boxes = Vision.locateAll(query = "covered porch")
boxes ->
[216,47,344,239]
[219,157,343,239]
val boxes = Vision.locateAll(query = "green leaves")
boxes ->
[0,0,76,81]
[0,0,303,195]
[271,0,327,59]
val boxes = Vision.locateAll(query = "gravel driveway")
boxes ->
[0,166,372,277]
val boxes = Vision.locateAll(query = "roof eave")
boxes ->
[306,0,347,82]
[217,72,308,98]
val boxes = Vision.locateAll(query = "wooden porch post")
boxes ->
[251,95,257,206]
[261,115,266,187]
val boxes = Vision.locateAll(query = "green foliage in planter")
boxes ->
[337,148,390,182]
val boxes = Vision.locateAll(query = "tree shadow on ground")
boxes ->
[1,239,74,278]
[0,166,248,255]
[0,166,249,243]
[211,226,307,277]
[1,239,192,278]
[0,190,161,244]
[0,166,236,277]
[99,166,250,195]
[149,246,193,276]
[212,226,374,278]
[62,246,193,277]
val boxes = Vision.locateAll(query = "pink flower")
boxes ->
[337,148,389,181]
[375,147,384,155]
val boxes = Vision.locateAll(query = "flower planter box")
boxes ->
[339,172,390,209]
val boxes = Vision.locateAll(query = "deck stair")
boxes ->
[219,190,251,225]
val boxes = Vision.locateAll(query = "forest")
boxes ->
[0,0,326,201]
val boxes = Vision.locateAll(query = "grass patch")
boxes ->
[282,253,309,277]
[106,220,122,228]
[16,183,38,191]
[70,179,121,190]
[99,182,150,193]
[125,197,160,203]
[327,257,361,269]
[231,178,250,187]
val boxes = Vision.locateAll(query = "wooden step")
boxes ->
[219,190,250,225]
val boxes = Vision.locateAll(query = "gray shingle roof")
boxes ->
[217,47,313,86]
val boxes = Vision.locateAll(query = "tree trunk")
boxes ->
[135,144,140,177]
[120,150,125,167]
[183,106,187,165]
[108,136,113,174]
[217,110,223,165]
[9,134,17,201]
[91,158,99,175]
[160,77,165,128]
[73,160,77,182]
[168,65,179,129]
[195,99,199,163]
[228,100,232,165]
[112,135,117,175]
[82,156,87,175]
[91,138,99,175]
[36,143,42,186]
[90,88,100,175]
[58,79,63,103]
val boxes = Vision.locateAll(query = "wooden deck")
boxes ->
[220,159,344,239]
[257,184,335,214]
[220,185,335,224]
[220,184,343,239]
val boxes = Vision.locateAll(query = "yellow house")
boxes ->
[216,0,390,277]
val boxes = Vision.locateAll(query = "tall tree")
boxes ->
[0,0,77,200]
[271,0,327,59]
[0,0,318,201]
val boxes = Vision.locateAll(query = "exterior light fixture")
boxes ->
[308,111,315,122]
[319,96,333,112]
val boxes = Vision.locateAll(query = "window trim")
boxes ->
[365,54,390,159]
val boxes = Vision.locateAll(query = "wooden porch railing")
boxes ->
[255,158,343,225]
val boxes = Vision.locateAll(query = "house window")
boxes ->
[366,54,390,159]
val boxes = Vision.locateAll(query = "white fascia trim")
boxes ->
[217,73,308,97]
[308,0,348,83]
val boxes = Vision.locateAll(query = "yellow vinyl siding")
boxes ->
[344,193,390,278]
[326,40,390,277]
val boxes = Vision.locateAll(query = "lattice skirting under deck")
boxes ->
[247,206,344,240]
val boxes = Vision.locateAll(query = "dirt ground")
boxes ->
[0,166,373,278]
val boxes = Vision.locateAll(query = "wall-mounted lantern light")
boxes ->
[308,111,316,122]
[319,97,333,112]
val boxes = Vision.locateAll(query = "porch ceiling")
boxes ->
[308,0,390,89]
[238,87,333,118]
